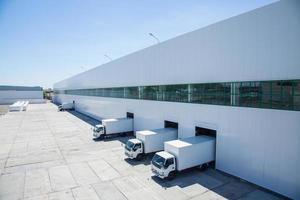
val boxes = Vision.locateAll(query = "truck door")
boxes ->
[164,158,176,176]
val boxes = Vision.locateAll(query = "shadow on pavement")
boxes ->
[123,153,153,166]
[66,110,100,127]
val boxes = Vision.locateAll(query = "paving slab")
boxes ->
[69,162,100,185]
[49,165,77,191]
[0,172,25,200]
[190,190,227,200]
[113,176,145,196]
[125,188,163,200]
[72,186,100,200]
[10,142,28,155]
[238,189,284,200]
[168,171,224,198]
[206,180,256,200]
[3,159,66,175]
[151,184,190,200]
[24,169,52,198]
[48,190,74,200]
[63,149,116,164]
[0,159,6,174]
[104,156,134,176]
[24,194,49,200]
[0,143,12,157]
[88,159,120,181]
[113,176,163,200]
[6,149,62,167]
[92,181,127,200]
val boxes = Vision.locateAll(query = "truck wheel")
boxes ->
[120,132,126,137]
[199,163,208,171]
[136,154,143,161]
[166,171,176,180]
[98,134,105,140]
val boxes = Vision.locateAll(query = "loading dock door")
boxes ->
[164,120,178,129]
[195,126,216,168]
[195,126,216,137]
[126,112,134,118]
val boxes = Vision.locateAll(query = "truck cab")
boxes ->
[125,139,144,160]
[58,103,74,111]
[58,105,63,111]
[151,151,176,179]
[93,124,105,138]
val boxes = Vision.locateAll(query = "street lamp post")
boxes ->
[149,33,160,44]
[104,54,112,61]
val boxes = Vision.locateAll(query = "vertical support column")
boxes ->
[270,82,272,108]
[163,86,165,101]
[123,87,126,98]
[230,82,235,106]
[292,81,295,110]
[158,85,163,101]
[138,87,141,99]
[188,84,191,103]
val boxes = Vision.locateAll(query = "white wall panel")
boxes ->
[55,94,300,199]
[0,91,44,104]
[54,0,300,90]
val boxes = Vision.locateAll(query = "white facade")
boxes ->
[0,87,44,104]
[54,1,300,199]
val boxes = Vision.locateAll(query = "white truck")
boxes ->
[9,101,26,112]
[8,101,29,111]
[151,135,216,179]
[125,128,178,160]
[58,102,74,111]
[93,118,133,139]
[22,101,29,111]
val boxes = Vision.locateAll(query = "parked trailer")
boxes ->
[22,101,29,111]
[58,102,74,111]
[125,128,178,160]
[9,101,26,112]
[151,135,216,179]
[93,117,133,139]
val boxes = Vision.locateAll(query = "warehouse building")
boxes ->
[0,85,44,104]
[54,0,300,199]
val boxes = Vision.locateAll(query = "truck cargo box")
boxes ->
[62,102,74,109]
[164,136,215,171]
[136,128,177,154]
[9,101,25,111]
[102,118,133,135]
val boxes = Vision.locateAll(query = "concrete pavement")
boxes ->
[0,103,286,200]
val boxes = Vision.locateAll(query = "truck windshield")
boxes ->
[95,126,103,132]
[125,140,135,150]
[152,154,166,169]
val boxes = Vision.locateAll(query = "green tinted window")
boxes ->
[125,87,139,99]
[57,79,300,111]
[191,83,230,105]
[163,84,188,102]
[140,86,159,100]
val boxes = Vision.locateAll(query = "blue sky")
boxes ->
[0,0,277,89]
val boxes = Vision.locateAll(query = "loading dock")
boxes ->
[195,126,217,168]
[164,120,178,129]
[126,112,134,118]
